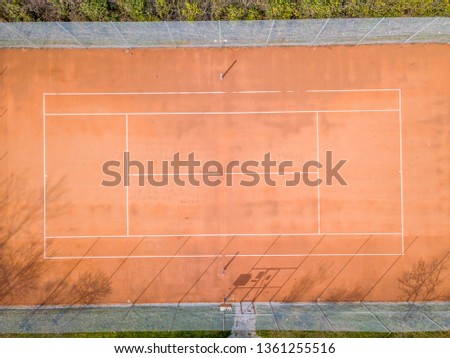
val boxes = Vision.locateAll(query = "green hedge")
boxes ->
[1,0,449,22]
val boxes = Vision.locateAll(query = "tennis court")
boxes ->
[1,43,449,305]
[44,89,403,258]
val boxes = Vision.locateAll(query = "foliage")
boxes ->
[79,0,112,21]
[1,0,33,21]
[1,0,449,21]
[117,0,149,21]
[154,0,171,20]
[224,4,247,20]
[181,1,205,21]
[268,0,297,20]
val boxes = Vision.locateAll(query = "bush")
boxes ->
[46,0,74,21]
[1,0,33,21]
[21,0,64,21]
[210,0,226,20]
[181,1,205,21]
[246,5,265,20]
[1,0,449,21]
[296,0,340,19]
[386,0,444,17]
[117,0,148,21]
[224,4,246,20]
[154,0,171,20]
[268,0,296,20]
[79,0,111,21]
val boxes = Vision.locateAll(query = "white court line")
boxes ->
[125,114,129,236]
[316,111,321,234]
[46,232,403,239]
[45,109,400,116]
[399,89,405,255]
[43,90,295,96]
[44,88,404,258]
[43,94,47,258]
[129,171,318,176]
[305,89,401,93]
[43,89,401,96]
[45,253,403,260]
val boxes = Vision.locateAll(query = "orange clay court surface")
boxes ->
[0,45,449,305]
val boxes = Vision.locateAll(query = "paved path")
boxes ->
[229,303,259,338]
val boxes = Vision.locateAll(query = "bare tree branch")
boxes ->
[398,254,450,302]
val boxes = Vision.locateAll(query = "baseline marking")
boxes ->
[46,232,403,239]
[45,109,400,116]
[305,88,400,93]
[45,253,404,260]
[43,90,295,96]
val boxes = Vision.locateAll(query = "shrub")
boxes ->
[22,0,64,21]
[1,0,33,21]
[79,0,111,21]
[154,0,171,20]
[388,0,443,17]
[223,4,246,20]
[210,0,227,20]
[268,0,296,20]
[47,0,74,21]
[117,0,148,21]
[342,0,370,18]
[246,5,265,20]
[296,0,340,19]
[181,1,205,21]
[1,0,449,21]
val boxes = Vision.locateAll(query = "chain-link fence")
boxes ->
[0,18,449,48]
[0,302,448,333]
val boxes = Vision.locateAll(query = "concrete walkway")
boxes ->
[229,302,259,338]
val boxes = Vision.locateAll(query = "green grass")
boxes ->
[258,330,450,338]
[0,331,231,338]
[1,330,449,338]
